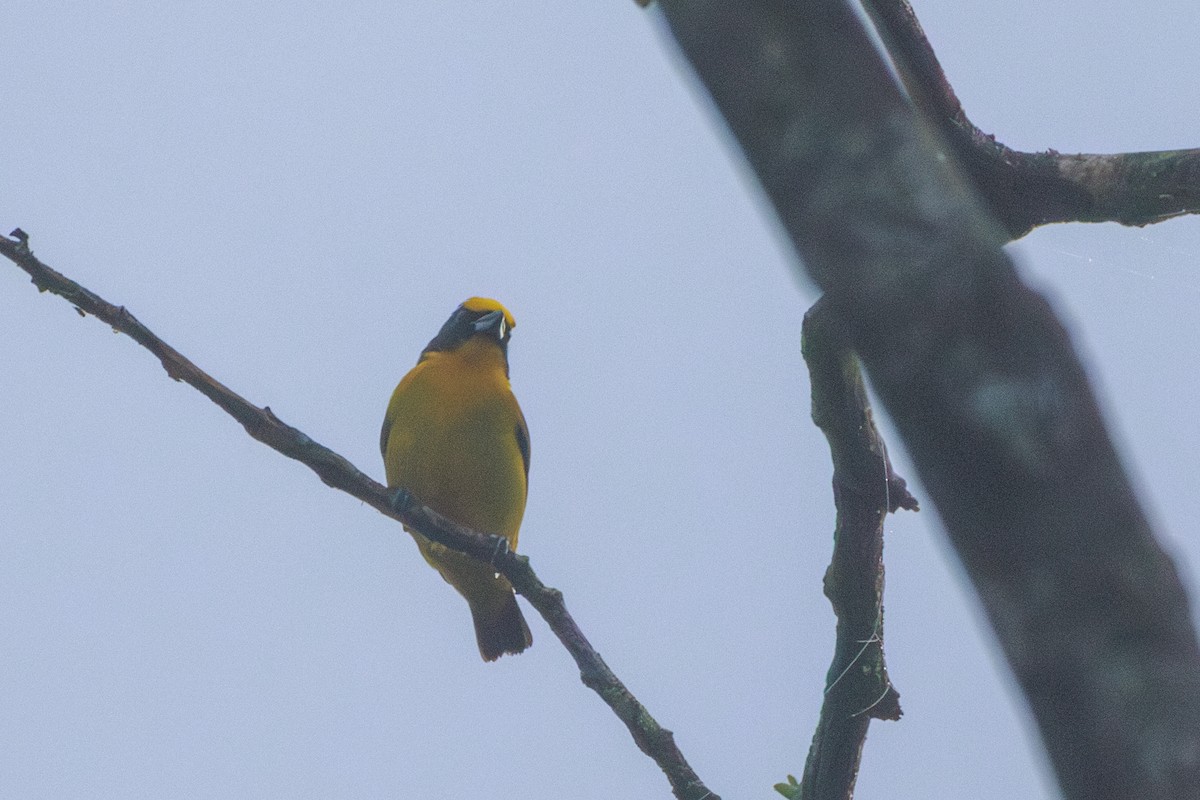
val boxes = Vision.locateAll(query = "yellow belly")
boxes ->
[381,342,528,635]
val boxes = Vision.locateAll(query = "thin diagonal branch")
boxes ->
[790,297,911,800]
[0,229,719,800]
[861,0,1200,238]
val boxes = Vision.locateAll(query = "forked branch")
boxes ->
[862,0,1200,238]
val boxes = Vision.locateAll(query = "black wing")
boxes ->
[379,415,393,460]
[514,416,531,480]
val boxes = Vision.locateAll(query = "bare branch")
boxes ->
[795,297,911,800]
[862,0,1200,238]
[656,3,1200,799]
[0,229,719,800]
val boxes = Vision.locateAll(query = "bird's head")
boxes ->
[422,297,517,359]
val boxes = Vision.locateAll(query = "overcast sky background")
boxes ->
[2,2,1198,798]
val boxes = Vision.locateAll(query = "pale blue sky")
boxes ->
[2,2,1197,798]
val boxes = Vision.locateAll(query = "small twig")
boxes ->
[796,297,908,800]
[862,0,1200,238]
[0,230,719,800]
[851,683,896,718]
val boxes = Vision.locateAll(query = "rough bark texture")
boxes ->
[795,298,911,800]
[658,2,1200,799]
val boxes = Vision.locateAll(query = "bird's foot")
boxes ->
[388,487,416,515]
[490,535,510,567]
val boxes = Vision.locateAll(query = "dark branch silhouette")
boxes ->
[862,0,1200,239]
[788,297,911,800]
[657,3,1200,800]
[0,229,719,800]
[10,1,1199,796]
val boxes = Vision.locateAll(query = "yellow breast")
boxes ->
[382,337,528,544]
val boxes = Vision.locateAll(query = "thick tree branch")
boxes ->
[860,0,1200,238]
[0,229,718,800]
[657,3,1200,800]
[787,297,911,800]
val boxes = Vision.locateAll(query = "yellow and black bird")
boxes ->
[381,297,532,661]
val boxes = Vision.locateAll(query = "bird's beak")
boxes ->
[472,310,507,339]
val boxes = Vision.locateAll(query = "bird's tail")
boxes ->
[417,539,533,661]
[471,589,533,662]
